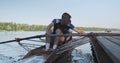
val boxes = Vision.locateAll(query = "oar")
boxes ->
[0,33,120,44]
[0,33,85,44]
[0,34,46,44]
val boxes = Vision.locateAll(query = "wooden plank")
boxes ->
[97,36,120,63]
[95,33,120,36]
[112,36,120,40]
[103,36,120,46]
[89,36,114,63]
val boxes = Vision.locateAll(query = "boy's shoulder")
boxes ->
[52,19,61,24]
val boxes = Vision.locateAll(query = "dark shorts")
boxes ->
[51,30,72,46]
[61,30,72,42]
[50,36,72,47]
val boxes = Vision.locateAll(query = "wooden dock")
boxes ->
[89,33,120,63]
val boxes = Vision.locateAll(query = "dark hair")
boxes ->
[62,13,71,19]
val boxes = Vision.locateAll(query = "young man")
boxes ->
[45,13,85,51]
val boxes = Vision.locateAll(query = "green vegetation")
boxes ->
[0,22,46,31]
[0,22,120,31]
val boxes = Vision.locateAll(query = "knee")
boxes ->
[55,29,62,34]
[46,30,52,34]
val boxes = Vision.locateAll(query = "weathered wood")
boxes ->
[94,33,120,36]
[111,36,120,40]
[45,50,72,63]
[103,36,120,46]
[95,36,120,63]
[91,35,120,63]
[89,36,114,63]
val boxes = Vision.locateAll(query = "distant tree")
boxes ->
[0,22,119,31]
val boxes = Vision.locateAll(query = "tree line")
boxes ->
[0,22,46,31]
[0,22,119,31]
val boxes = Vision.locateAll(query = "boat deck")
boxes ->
[90,34,120,63]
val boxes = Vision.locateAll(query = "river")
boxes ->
[0,31,92,63]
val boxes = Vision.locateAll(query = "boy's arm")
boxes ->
[73,28,85,34]
[46,22,54,34]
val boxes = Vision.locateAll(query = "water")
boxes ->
[0,31,92,63]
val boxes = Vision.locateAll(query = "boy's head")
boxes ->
[61,13,71,24]
[62,13,71,19]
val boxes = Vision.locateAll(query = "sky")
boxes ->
[0,0,120,29]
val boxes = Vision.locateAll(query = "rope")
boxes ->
[18,42,30,51]
[17,38,45,51]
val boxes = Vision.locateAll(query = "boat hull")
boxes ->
[22,45,72,63]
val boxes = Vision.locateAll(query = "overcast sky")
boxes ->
[0,0,120,29]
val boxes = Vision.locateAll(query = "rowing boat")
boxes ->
[1,33,119,63]
[18,36,89,63]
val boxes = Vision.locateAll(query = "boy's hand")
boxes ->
[78,31,85,35]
